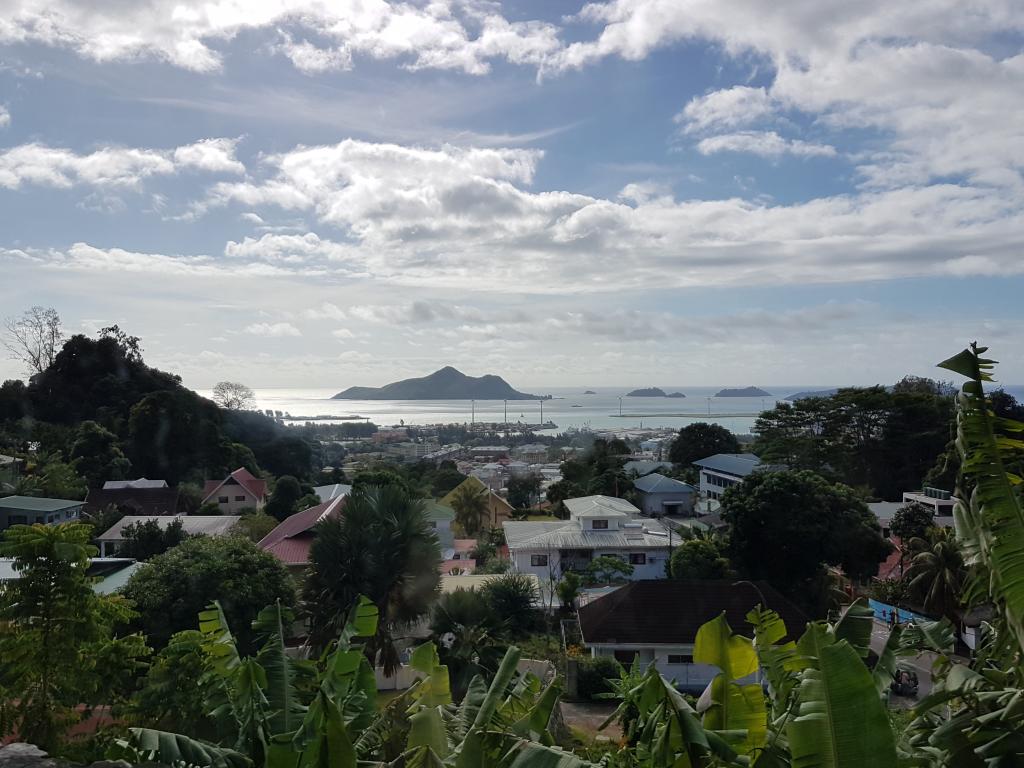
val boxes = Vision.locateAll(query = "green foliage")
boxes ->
[303,484,441,673]
[890,501,935,541]
[429,588,506,700]
[130,630,214,735]
[583,555,634,585]
[556,572,582,609]
[450,482,490,536]
[70,420,131,487]
[118,517,191,560]
[15,452,88,500]
[507,473,543,509]
[122,534,295,651]
[481,572,539,634]
[575,655,622,701]
[265,475,304,521]
[669,538,730,580]
[0,522,151,751]
[905,528,966,621]
[668,422,740,467]
[233,512,280,542]
[723,469,890,612]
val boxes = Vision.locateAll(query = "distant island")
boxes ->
[787,388,839,400]
[583,390,596,395]
[666,391,686,399]
[627,387,667,397]
[715,386,772,397]
[333,366,546,400]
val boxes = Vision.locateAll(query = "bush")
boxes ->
[576,655,622,701]
[481,572,538,634]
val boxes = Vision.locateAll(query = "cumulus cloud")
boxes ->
[244,322,302,337]
[0,138,244,190]
[676,86,773,133]
[696,131,837,158]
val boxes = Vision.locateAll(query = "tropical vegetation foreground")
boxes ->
[1,343,1023,767]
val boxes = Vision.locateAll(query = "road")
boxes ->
[869,619,937,708]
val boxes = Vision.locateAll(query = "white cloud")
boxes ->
[0,138,245,190]
[0,105,9,128]
[331,327,357,339]
[244,322,302,337]
[696,131,837,158]
[676,86,773,133]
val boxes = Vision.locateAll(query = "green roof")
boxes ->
[0,495,84,512]
[424,500,455,521]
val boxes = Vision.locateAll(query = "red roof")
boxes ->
[441,559,476,574]
[876,536,906,581]
[258,496,344,566]
[202,466,268,504]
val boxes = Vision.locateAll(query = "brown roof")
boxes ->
[85,486,180,516]
[258,496,345,566]
[578,580,808,646]
[202,467,268,504]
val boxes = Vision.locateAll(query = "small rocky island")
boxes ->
[715,386,773,397]
[627,387,667,397]
[666,391,686,398]
[333,366,546,400]
[583,390,596,394]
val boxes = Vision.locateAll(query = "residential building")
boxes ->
[313,483,352,503]
[201,467,268,513]
[503,495,674,582]
[692,453,764,499]
[0,454,24,489]
[632,473,696,516]
[901,487,956,516]
[577,580,807,692]
[424,500,455,549]
[442,476,515,529]
[468,446,510,460]
[0,495,84,531]
[622,459,673,478]
[513,444,549,464]
[259,496,345,575]
[95,514,241,556]
[868,501,954,539]
[85,478,179,517]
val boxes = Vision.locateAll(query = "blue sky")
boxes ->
[1,0,1022,388]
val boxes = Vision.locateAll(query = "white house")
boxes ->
[201,467,268,514]
[503,495,674,582]
[632,473,696,516]
[901,487,956,516]
[577,580,807,693]
[691,453,765,499]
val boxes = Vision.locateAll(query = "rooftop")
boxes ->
[102,478,168,490]
[563,495,641,518]
[633,473,696,494]
[313,483,352,502]
[0,495,85,512]
[622,459,674,477]
[503,518,673,550]
[691,453,763,477]
[96,515,241,541]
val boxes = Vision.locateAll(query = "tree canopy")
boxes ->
[669,538,731,580]
[668,422,740,467]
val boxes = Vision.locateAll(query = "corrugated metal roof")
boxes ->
[92,562,144,594]
[96,515,241,541]
[563,495,640,518]
[622,460,673,476]
[503,519,673,550]
[691,453,762,477]
[633,473,696,494]
[313,483,352,502]
[102,479,168,490]
[0,495,84,512]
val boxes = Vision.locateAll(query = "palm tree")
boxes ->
[450,482,490,536]
[905,527,965,622]
[303,484,442,673]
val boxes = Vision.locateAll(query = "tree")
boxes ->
[212,381,255,411]
[506,473,542,509]
[584,555,635,585]
[232,512,279,542]
[890,502,934,542]
[265,475,305,521]
[723,470,890,612]
[122,535,295,651]
[480,572,539,634]
[303,484,441,673]
[545,479,586,518]
[3,306,63,376]
[556,571,582,609]
[98,324,144,363]
[669,538,731,579]
[0,522,150,750]
[450,481,490,536]
[69,420,132,487]
[905,528,965,622]
[669,422,741,467]
[119,518,191,561]
[16,452,88,500]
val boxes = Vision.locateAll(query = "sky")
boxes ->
[1,0,1023,389]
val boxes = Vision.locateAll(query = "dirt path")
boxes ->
[560,701,622,741]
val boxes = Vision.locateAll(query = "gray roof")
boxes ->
[102,478,168,490]
[503,519,673,550]
[868,502,905,521]
[633,473,696,494]
[314,483,352,502]
[0,495,84,512]
[563,495,640,518]
[96,515,241,541]
[622,460,674,476]
[691,453,762,477]
[0,559,17,581]
[93,562,144,594]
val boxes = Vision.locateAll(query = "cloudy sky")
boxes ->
[1,0,1022,389]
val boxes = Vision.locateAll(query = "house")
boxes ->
[577,579,807,692]
[85,478,179,518]
[1,556,137,586]
[201,467,268,513]
[901,487,956,516]
[868,501,954,539]
[622,459,674,478]
[503,495,674,582]
[632,473,696,516]
[442,476,515,529]
[423,500,455,549]
[513,444,549,464]
[313,483,352,503]
[692,453,764,499]
[441,539,477,574]
[258,496,345,574]
[0,495,84,531]
[95,514,241,556]
[0,454,23,489]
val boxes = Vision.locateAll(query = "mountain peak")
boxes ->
[333,367,546,400]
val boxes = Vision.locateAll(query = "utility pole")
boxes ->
[539,398,544,426]
[618,396,622,416]
[471,399,475,427]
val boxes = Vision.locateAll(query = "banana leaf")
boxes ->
[113,727,251,768]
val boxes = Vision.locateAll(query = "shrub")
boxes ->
[576,655,622,701]
[481,572,539,634]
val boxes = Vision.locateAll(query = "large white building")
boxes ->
[503,495,674,582]
[691,453,764,499]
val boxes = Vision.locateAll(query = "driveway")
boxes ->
[869,619,936,708]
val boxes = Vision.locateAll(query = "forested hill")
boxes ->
[333,366,544,400]
[0,334,312,485]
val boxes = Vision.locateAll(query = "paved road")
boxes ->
[869,619,937,708]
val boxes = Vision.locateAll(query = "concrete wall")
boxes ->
[592,644,730,693]
[511,547,670,581]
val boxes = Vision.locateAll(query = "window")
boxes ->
[629,553,647,565]
[428,521,437,528]
[667,654,693,665]
[592,519,608,530]
[531,554,548,567]
[235,495,246,502]
[218,496,229,504]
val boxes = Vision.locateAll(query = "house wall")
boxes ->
[698,470,743,500]
[0,504,82,531]
[511,547,670,581]
[639,491,695,516]
[211,488,263,515]
[591,644,721,692]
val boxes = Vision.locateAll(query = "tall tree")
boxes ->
[119,518,190,561]
[69,420,132,487]
[669,538,731,579]
[265,475,305,521]
[304,484,441,673]
[212,381,256,411]
[450,482,490,536]
[668,422,741,467]
[2,306,63,376]
[905,528,965,622]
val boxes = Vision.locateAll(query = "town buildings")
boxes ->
[632,473,697,516]
[692,453,765,499]
[95,514,241,556]
[0,495,84,531]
